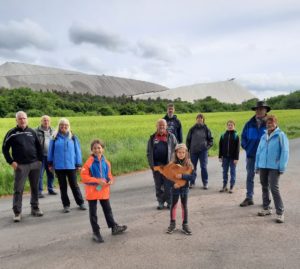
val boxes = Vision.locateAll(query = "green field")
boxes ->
[1,110,300,196]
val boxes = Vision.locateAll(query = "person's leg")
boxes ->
[269,170,284,215]
[222,158,230,188]
[38,157,46,194]
[100,199,116,228]
[55,170,70,207]
[88,200,100,232]
[199,150,208,186]
[190,153,199,185]
[259,168,271,209]
[44,157,55,193]
[153,171,164,206]
[163,176,171,207]
[180,193,188,224]
[229,159,236,189]
[246,157,255,199]
[13,164,30,215]
[28,161,42,210]
[66,170,84,206]
[170,193,179,222]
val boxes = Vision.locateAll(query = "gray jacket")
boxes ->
[35,126,54,156]
[147,132,178,168]
[186,124,213,154]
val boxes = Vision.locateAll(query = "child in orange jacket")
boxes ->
[80,139,127,243]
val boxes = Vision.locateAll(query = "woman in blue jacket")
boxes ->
[255,115,289,223]
[48,118,86,213]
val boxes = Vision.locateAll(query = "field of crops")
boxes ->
[1,109,300,195]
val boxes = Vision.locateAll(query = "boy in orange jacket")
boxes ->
[81,139,127,243]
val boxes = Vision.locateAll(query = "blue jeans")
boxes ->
[39,156,55,193]
[246,157,255,199]
[190,150,208,185]
[222,158,236,188]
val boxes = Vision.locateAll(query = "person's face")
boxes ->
[59,123,69,134]
[167,107,174,116]
[41,117,50,129]
[196,117,204,124]
[227,122,235,131]
[255,107,267,118]
[157,121,167,134]
[176,148,186,160]
[92,143,104,156]
[16,113,28,129]
[266,120,277,132]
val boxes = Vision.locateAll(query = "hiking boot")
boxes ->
[38,193,45,198]
[203,184,208,190]
[240,198,254,207]
[48,190,58,195]
[93,232,104,243]
[31,208,44,217]
[79,204,87,210]
[258,208,272,216]
[63,206,70,213]
[157,202,164,210]
[182,224,192,235]
[112,224,127,235]
[13,214,21,222]
[219,187,228,192]
[166,222,176,234]
[276,214,285,223]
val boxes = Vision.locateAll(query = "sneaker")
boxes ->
[31,208,44,217]
[258,208,272,216]
[92,232,104,243]
[48,190,57,195]
[38,193,45,198]
[112,224,127,235]
[276,214,285,223]
[182,224,192,235]
[240,198,254,207]
[166,222,176,234]
[203,184,208,190]
[157,202,164,210]
[79,204,87,210]
[63,206,70,213]
[13,214,21,222]
[219,187,228,192]
[229,187,234,193]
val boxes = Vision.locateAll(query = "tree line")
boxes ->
[0,87,299,118]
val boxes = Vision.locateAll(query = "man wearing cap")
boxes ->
[240,101,271,207]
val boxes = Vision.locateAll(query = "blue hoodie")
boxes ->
[48,132,82,170]
[255,127,289,172]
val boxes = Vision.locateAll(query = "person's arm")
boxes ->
[34,130,43,161]
[47,139,54,165]
[146,137,153,168]
[2,131,14,165]
[182,170,196,182]
[177,120,183,143]
[255,137,263,171]
[241,123,248,150]
[106,160,114,184]
[218,135,223,159]
[206,127,213,149]
[73,136,82,168]
[186,128,192,151]
[234,135,240,161]
[279,132,289,173]
[80,159,104,185]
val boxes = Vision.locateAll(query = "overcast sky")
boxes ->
[1,0,300,99]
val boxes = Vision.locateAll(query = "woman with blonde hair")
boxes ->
[48,118,86,213]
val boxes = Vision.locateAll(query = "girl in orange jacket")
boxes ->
[81,139,127,243]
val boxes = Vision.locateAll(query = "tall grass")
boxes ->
[1,110,299,195]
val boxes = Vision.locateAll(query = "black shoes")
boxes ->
[31,208,44,217]
[240,198,254,207]
[182,224,192,235]
[112,224,127,235]
[93,232,104,243]
[48,190,58,195]
[79,204,87,210]
[157,202,164,210]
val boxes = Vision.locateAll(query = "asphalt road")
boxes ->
[0,139,300,269]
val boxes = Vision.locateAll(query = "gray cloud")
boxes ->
[69,24,127,52]
[0,19,54,51]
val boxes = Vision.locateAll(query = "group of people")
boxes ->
[147,102,289,235]
[1,100,289,243]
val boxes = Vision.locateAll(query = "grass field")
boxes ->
[1,110,300,196]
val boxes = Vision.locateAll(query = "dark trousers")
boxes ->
[13,161,41,214]
[152,171,171,205]
[88,199,116,233]
[55,169,84,207]
[191,150,208,185]
[38,156,55,193]
[222,157,236,188]
[170,192,188,224]
[259,168,284,215]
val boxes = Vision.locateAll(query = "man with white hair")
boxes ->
[2,111,44,222]
[35,115,57,198]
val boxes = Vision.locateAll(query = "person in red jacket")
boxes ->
[81,139,127,243]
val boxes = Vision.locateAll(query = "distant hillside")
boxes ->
[0,62,169,96]
[134,79,256,104]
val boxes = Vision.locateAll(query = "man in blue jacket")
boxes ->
[240,101,271,207]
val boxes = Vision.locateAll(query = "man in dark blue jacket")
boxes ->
[163,103,183,143]
[2,111,44,222]
[240,101,271,207]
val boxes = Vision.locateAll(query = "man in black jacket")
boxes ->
[2,111,44,222]
[163,103,183,143]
